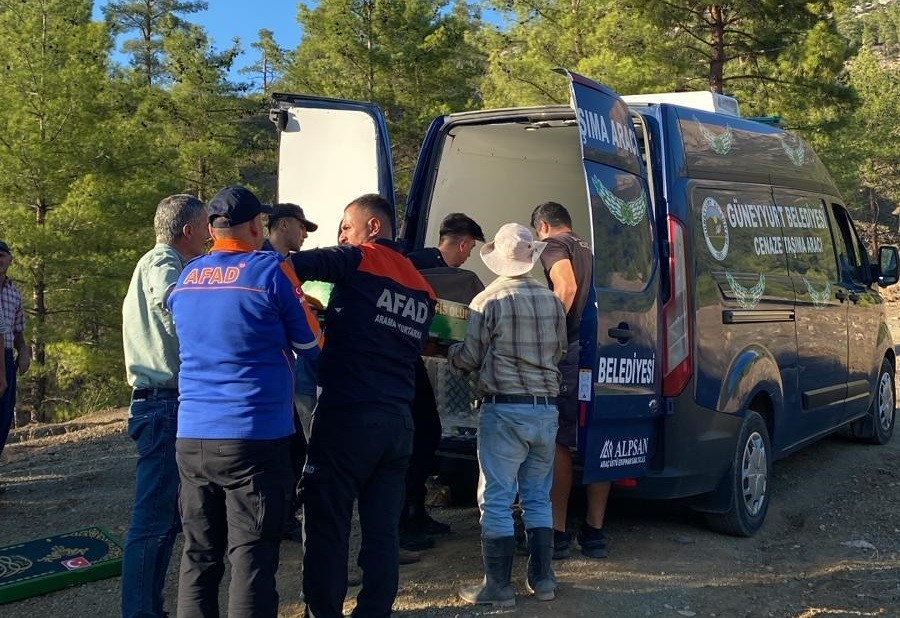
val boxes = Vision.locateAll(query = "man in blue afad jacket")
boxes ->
[290,194,436,618]
[168,185,319,618]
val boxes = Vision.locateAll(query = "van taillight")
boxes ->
[663,216,692,397]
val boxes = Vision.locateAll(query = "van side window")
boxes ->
[830,205,867,286]
[591,170,654,292]
[780,196,838,288]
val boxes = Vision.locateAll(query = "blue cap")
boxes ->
[0,241,10,256]
[208,185,273,228]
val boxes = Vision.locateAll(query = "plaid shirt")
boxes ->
[0,278,24,350]
[448,275,567,397]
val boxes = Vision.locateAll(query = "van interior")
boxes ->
[413,111,592,286]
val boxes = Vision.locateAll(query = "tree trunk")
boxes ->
[31,199,49,422]
[708,5,726,93]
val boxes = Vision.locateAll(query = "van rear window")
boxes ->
[590,162,654,292]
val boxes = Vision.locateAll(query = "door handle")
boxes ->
[607,327,633,341]
[835,290,846,302]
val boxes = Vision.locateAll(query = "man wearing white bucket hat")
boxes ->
[448,223,567,607]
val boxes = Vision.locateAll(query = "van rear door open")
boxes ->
[270,93,396,245]
[563,71,662,483]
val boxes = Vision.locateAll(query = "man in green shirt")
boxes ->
[121,194,208,618]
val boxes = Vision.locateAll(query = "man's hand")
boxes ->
[306,295,325,312]
[16,347,31,375]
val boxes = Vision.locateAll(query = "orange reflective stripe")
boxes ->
[357,243,437,300]
[211,238,256,252]
[279,260,323,348]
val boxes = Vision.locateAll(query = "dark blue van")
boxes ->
[270,70,899,535]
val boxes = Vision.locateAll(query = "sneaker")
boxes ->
[552,529,573,560]
[576,523,608,559]
[400,528,435,551]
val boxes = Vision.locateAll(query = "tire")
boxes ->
[850,358,895,445]
[705,411,772,537]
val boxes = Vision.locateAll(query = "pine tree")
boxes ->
[240,29,288,95]
[282,0,486,188]
[479,0,682,107]
[0,0,124,419]
[103,0,208,85]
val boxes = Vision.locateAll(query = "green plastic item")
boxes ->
[0,526,124,604]
[429,299,470,342]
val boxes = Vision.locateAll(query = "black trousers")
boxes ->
[302,406,413,618]
[287,408,308,510]
[406,358,442,507]
[175,437,293,618]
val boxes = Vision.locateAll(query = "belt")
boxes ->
[132,387,179,399]
[479,394,556,406]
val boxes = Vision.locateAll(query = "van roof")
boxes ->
[622,92,740,117]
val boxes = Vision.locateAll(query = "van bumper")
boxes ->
[616,405,744,500]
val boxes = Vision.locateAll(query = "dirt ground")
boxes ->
[2,328,900,617]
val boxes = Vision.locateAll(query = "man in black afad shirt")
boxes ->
[532,201,610,560]
[402,213,485,551]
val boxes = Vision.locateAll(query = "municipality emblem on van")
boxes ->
[701,197,729,261]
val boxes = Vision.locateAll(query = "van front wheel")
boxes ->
[705,411,772,537]
[850,358,896,445]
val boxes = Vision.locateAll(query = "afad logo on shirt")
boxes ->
[182,264,243,285]
[376,289,430,324]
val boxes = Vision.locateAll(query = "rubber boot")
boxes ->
[458,536,516,607]
[525,527,557,601]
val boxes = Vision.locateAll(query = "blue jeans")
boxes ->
[122,392,181,618]
[476,402,558,538]
[0,348,15,457]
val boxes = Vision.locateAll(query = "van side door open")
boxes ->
[563,71,662,483]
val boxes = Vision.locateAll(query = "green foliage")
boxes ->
[282,0,486,188]
[479,0,683,106]
[0,0,896,422]
[161,24,254,199]
[103,0,209,85]
[240,29,289,94]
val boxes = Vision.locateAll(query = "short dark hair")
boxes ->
[155,194,206,244]
[348,193,393,229]
[439,213,485,242]
[531,201,572,229]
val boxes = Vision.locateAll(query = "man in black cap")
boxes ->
[263,202,322,544]
[0,240,30,460]
[264,202,319,257]
[168,185,320,618]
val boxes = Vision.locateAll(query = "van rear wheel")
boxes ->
[705,411,772,537]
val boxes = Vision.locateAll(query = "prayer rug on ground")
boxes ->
[0,526,123,604]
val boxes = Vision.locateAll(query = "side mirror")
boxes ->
[876,245,899,287]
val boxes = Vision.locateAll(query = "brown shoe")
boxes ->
[399,548,422,565]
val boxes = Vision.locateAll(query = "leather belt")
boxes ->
[132,387,179,399]
[480,394,556,406]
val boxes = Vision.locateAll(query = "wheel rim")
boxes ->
[877,371,895,433]
[741,432,767,517]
